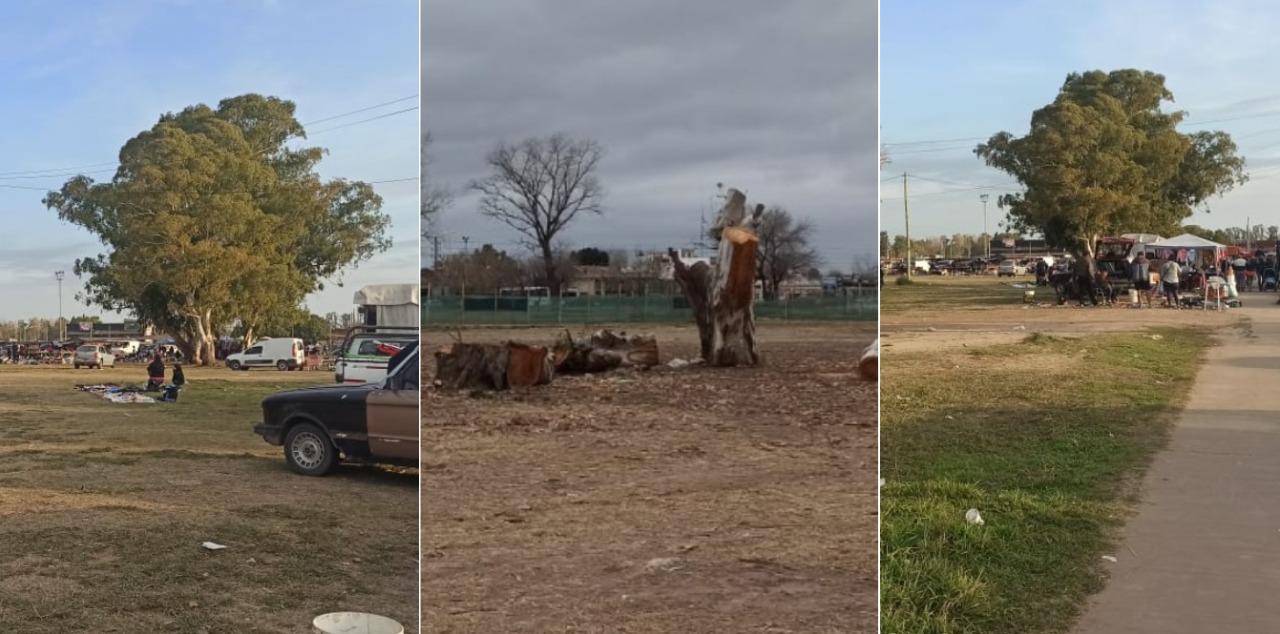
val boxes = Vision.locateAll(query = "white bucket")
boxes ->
[1129,289,1139,306]
[313,612,404,634]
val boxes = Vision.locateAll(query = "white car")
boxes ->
[74,344,116,369]
[997,260,1027,277]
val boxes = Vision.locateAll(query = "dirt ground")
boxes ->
[884,291,1242,354]
[0,364,418,633]
[422,322,879,633]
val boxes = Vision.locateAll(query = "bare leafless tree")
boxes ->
[470,133,604,294]
[755,206,820,300]
[421,132,452,241]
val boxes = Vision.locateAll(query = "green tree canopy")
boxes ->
[975,69,1248,256]
[45,94,391,364]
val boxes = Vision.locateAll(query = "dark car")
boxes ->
[253,341,419,476]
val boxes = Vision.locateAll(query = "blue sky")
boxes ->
[0,0,418,323]
[881,0,1280,244]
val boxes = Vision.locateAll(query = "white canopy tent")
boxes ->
[1147,233,1227,251]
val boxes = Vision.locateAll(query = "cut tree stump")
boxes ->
[859,338,879,381]
[553,329,660,374]
[670,188,762,367]
[434,342,553,390]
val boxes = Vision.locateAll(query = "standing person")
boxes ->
[171,363,185,388]
[1074,250,1098,306]
[1131,252,1153,308]
[1161,257,1183,309]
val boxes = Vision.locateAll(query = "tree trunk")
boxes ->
[670,188,762,367]
[553,329,660,374]
[433,342,553,390]
[541,244,560,296]
[188,309,218,366]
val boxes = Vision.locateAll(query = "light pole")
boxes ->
[979,194,990,259]
[55,270,65,341]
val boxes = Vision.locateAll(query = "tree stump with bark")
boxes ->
[669,188,762,367]
[553,329,660,374]
[860,338,879,381]
[433,342,553,390]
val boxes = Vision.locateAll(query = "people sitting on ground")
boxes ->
[1035,259,1050,287]
[146,354,165,392]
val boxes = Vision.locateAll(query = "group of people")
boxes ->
[1123,252,1191,309]
[146,353,185,400]
[1058,251,1211,309]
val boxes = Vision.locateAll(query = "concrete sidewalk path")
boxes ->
[1073,306,1280,632]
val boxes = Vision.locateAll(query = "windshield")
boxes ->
[77,346,96,353]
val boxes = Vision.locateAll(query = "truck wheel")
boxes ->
[284,423,337,476]
[74,363,81,369]
[276,360,289,371]
[228,361,241,371]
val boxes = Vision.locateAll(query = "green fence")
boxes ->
[423,292,877,326]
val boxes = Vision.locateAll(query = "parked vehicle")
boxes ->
[253,341,419,476]
[225,337,305,371]
[74,344,116,369]
[334,326,419,385]
[997,260,1027,277]
[112,340,142,356]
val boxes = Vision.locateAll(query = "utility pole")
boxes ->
[432,236,440,268]
[461,236,470,300]
[903,173,912,279]
[55,270,65,341]
[980,193,990,259]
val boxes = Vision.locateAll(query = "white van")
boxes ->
[225,337,305,371]
[113,340,141,356]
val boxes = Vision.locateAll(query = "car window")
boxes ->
[246,346,263,355]
[78,346,95,353]
[398,357,419,390]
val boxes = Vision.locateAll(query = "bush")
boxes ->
[895,275,915,286]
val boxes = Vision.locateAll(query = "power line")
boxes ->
[309,106,418,134]
[0,95,420,180]
[301,94,417,126]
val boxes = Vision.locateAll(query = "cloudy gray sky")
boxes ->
[423,0,877,273]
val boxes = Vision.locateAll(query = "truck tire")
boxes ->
[276,360,289,371]
[228,361,242,371]
[284,422,337,476]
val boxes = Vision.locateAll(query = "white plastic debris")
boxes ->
[1150,334,1163,340]
[879,478,886,487]
[644,557,683,572]
[201,541,227,550]
[965,509,984,525]
[1013,325,1026,331]
[1101,555,1118,563]
[667,358,690,369]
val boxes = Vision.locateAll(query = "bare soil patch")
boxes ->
[422,322,878,633]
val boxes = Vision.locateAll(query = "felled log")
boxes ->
[860,338,879,381]
[553,329,660,374]
[670,188,762,367]
[434,342,553,390]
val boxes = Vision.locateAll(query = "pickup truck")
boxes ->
[253,341,419,476]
